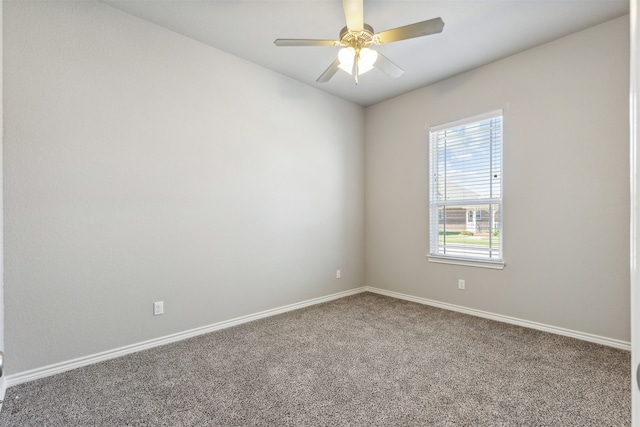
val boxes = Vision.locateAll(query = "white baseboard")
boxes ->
[5,287,368,388]
[5,285,629,389]
[364,286,631,351]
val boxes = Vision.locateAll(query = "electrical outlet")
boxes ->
[153,301,164,316]
[336,269,341,279]
[458,279,465,290]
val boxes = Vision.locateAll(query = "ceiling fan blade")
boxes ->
[342,0,363,32]
[374,52,404,79]
[374,17,444,44]
[274,39,340,47]
[316,59,341,83]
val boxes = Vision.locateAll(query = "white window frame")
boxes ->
[428,110,505,269]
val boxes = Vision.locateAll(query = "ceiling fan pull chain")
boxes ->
[353,51,359,85]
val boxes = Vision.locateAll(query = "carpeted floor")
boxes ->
[0,292,631,426]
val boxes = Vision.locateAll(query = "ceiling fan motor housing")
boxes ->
[339,24,375,49]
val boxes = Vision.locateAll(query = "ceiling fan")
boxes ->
[274,0,444,84]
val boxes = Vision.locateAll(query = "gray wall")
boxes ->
[4,1,364,374]
[365,16,630,341]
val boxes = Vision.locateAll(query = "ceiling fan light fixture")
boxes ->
[337,46,378,76]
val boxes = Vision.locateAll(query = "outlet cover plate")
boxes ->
[154,301,164,316]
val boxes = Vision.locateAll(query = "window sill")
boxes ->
[427,255,505,270]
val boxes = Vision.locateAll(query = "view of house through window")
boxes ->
[429,111,503,263]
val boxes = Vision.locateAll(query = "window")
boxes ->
[428,111,504,268]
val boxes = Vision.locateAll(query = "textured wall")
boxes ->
[365,16,630,341]
[4,1,364,374]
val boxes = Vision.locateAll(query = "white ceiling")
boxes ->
[100,0,629,107]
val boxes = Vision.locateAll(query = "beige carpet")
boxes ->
[0,292,631,426]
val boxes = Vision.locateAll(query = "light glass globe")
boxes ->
[338,47,356,67]
[358,48,378,74]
